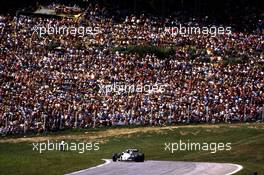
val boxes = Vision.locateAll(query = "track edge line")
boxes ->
[65,159,111,175]
[225,164,243,175]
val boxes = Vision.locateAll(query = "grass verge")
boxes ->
[0,123,263,175]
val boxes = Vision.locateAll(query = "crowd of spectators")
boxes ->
[0,3,263,135]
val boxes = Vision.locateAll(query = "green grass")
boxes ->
[0,124,263,175]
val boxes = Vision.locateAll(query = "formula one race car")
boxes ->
[112,149,145,162]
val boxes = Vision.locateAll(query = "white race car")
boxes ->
[112,149,145,162]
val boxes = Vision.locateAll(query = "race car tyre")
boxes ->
[112,153,118,162]
[139,153,145,162]
[135,153,144,162]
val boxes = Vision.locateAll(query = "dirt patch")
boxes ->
[206,129,212,132]
[1,124,258,143]
[191,130,201,135]
[180,131,189,136]
[179,130,201,136]
[1,127,176,143]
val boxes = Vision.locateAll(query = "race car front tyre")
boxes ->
[112,153,118,162]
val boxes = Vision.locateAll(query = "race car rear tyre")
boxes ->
[135,153,144,162]
[139,153,145,162]
[140,153,145,162]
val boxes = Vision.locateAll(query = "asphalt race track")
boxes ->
[66,159,243,175]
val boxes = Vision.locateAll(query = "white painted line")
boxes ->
[65,159,111,175]
[225,164,243,175]
[66,160,243,175]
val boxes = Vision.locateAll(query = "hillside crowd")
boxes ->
[0,3,263,135]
